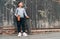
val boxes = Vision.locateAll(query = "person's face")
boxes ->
[18,2,24,7]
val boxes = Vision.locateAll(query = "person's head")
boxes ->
[18,2,24,7]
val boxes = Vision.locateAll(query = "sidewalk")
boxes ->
[1,32,60,39]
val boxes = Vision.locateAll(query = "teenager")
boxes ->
[15,2,29,36]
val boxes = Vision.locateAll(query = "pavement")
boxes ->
[1,32,60,39]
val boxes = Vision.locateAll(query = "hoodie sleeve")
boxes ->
[15,8,18,16]
[23,8,28,17]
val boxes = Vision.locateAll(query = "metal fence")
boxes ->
[0,0,60,29]
[0,0,15,26]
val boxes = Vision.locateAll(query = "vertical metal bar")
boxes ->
[31,0,34,29]
[2,6,4,26]
[35,0,38,29]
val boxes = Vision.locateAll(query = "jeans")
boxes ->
[17,18,26,33]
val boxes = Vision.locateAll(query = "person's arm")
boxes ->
[15,8,18,17]
[23,9,29,18]
[15,8,20,21]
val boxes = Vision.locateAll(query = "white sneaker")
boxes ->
[18,32,22,37]
[23,32,28,36]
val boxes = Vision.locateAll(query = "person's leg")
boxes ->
[17,21,21,33]
[21,18,25,32]
[21,18,28,36]
[17,19,22,36]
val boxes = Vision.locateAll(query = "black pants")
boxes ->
[17,18,26,33]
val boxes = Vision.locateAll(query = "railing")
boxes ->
[25,0,60,29]
[0,0,16,26]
